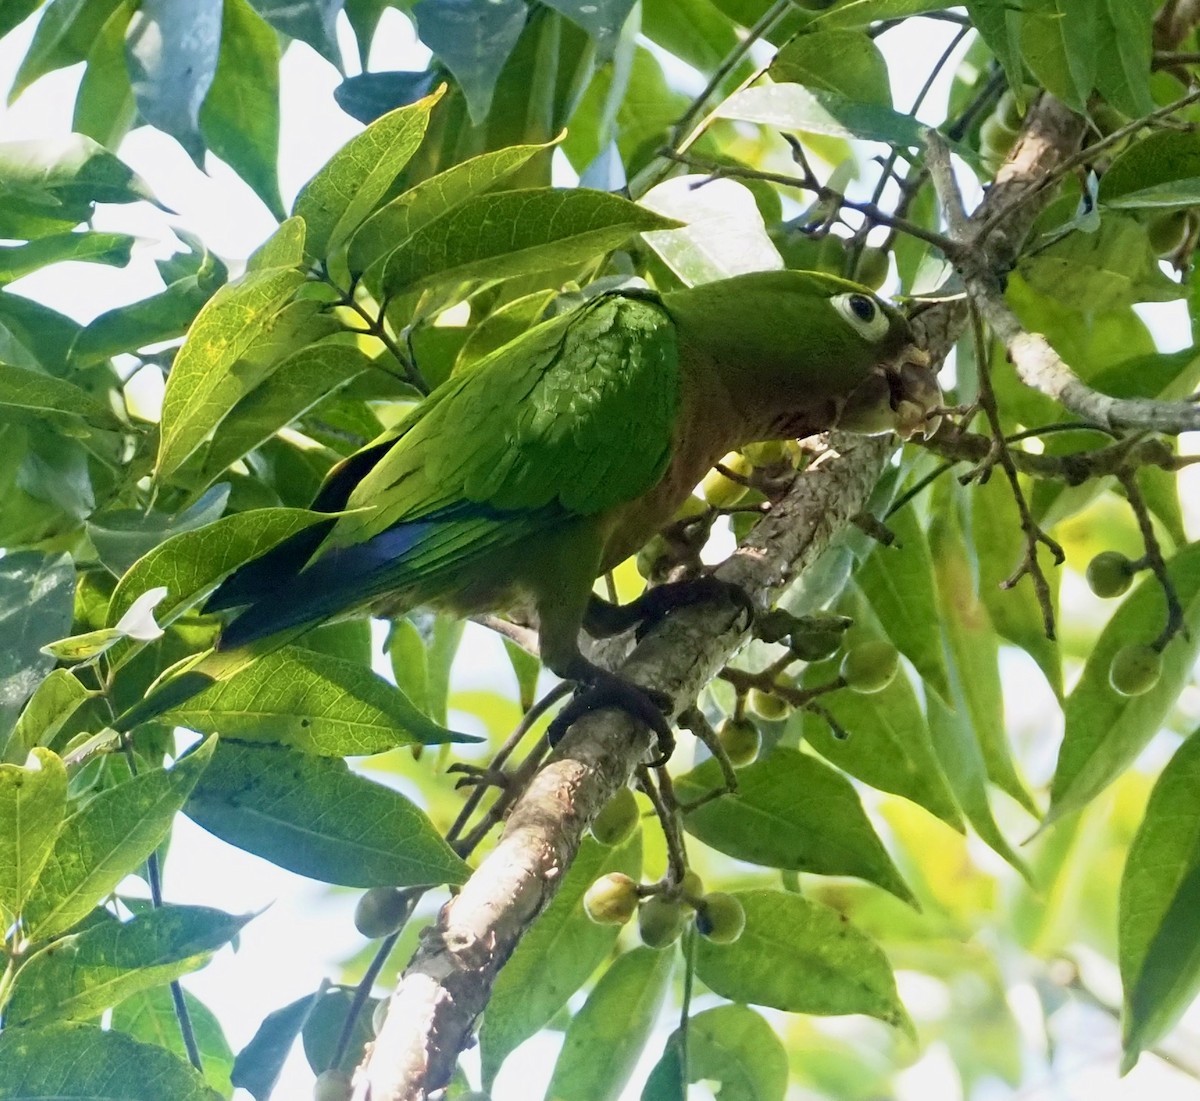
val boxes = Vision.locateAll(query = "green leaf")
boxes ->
[1018,0,1095,112]
[0,552,75,747]
[0,232,134,285]
[769,30,891,106]
[155,265,306,482]
[294,88,445,262]
[819,0,957,25]
[0,1021,219,1100]
[856,505,952,706]
[964,0,1024,95]
[106,506,325,633]
[184,740,469,887]
[0,748,67,925]
[21,738,216,943]
[250,0,344,66]
[481,832,642,1087]
[232,991,320,1101]
[126,0,223,162]
[73,1,138,149]
[796,670,964,831]
[693,889,913,1037]
[198,342,370,480]
[455,290,557,373]
[1050,543,1200,823]
[411,0,526,125]
[646,1004,787,1101]
[0,0,44,42]
[6,904,251,1027]
[199,0,283,219]
[349,139,560,277]
[378,187,678,299]
[1093,0,1154,118]
[1018,214,1182,313]
[8,671,93,764]
[1120,731,1200,1067]
[302,987,379,1075]
[676,748,915,905]
[113,986,234,1098]
[160,644,471,751]
[1101,132,1200,206]
[9,0,127,103]
[540,0,635,56]
[0,363,122,429]
[247,216,307,271]
[546,946,674,1101]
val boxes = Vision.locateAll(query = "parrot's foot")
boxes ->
[547,669,675,766]
[586,576,754,641]
[446,761,514,793]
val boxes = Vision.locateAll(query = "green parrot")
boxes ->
[202,269,925,747]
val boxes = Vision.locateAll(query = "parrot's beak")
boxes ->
[836,347,942,441]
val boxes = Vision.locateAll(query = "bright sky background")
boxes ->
[2,7,1199,1100]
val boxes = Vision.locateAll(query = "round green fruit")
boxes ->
[1109,644,1162,697]
[1147,210,1192,257]
[584,873,639,926]
[591,786,640,846]
[638,895,686,949]
[313,1069,353,1101]
[679,870,705,906]
[742,439,789,466]
[996,88,1025,130]
[700,451,753,508]
[980,112,1018,159]
[747,686,791,721]
[696,892,746,944]
[717,716,761,767]
[354,887,410,939]
[840,641,899,694]
[1086,551,1134,599]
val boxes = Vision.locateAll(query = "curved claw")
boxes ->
[446,761,512,792]
[546,669,675,765]
[630,576,755,641]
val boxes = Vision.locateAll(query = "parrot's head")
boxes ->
[663,269,940,441]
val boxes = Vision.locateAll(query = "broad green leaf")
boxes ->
[199,0,283,219]
[693,889,913,1037]
[113,986,234,1098]
[796,671,964,831]
[8,671,93,764]
[820,0,957,25]
[126,0,223,162]
[1050,542,1200,823]
[455,290,557,373]
[932,507,1038,816]
[9,0,127,103]
[0,0,43,42]
[294,89,445,262]
[1018,0,1095,112]
[0,1022,218,1100]
[546,946,674,1101]
[540,0,636,55]
[715,83,932,149]
[1120,731,1200,1067]
[301,987,379,1076]
[247,216,306,272]
[964,0,1023,95]
[334,70,442,124]
[349,139,560,276]
[1093,0,1154,118]
[184,740,469,887]
[156,265,306,481]
[232,991,321,1101]
[0,363,121,429]
[1104,180,1200,212]
[73,1,138,149]
[160,644,470,751]
[856,505,952,706]
[411,0,526,124]
[1101,132,1200,205]
[198,342,370,480]
[250,0,343,65]
[378,187,678,299]
[481,832,642,1087]
[1018,214,1182,314]
[6,904,251,1027]
[645,1005,787,1101]
[0,232,134,284]
[676,748,915,905]
[107,506,324,632]
[21,738,216,943]
[769,30,891,106]
[0,552,74,746]
[0,748,67,924]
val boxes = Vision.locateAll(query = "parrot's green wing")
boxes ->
[215,292,680,647]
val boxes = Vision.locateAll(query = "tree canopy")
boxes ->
[1,2,1200,1100]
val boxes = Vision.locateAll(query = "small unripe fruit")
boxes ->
[741,439,789,466]
[747,686,791,720]
[671,494,709,522]
[695,892,746,944]
[354,887,410,939]
[790,628,843,662]
[1147,210,1192,257]
[636,535,668,580]
[591,786,640,846]
[717,716,761,767]
[980,112,1018,158]
[584,873,639,925]
[1086,551,1134,599]
[638,895,686,949]
[996,88,1025,130]
[313,1069,353,1101]
[840,641,899,694]
[680,870,705,905]
[855,247,889,291]
[700,451,753,508]
[1109,644,1162,697]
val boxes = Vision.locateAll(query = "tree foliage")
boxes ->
[1,1,1200,1099]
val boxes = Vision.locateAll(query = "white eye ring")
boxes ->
[831,292,890,342]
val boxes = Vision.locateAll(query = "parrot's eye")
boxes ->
[832,292,891,342]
